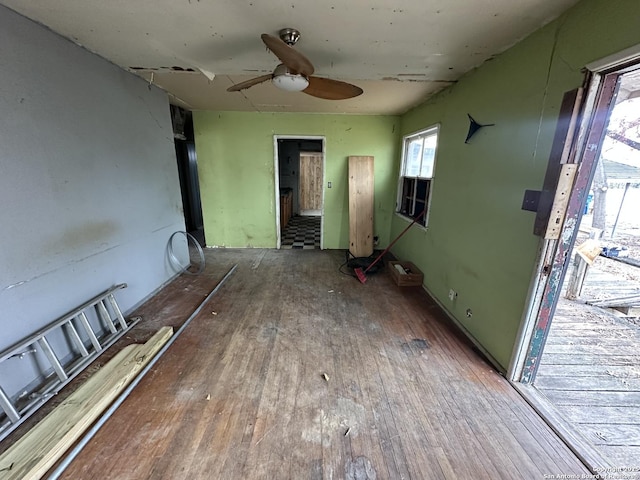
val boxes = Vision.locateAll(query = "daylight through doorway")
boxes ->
[512,58,640,474]
[533,67,640,472]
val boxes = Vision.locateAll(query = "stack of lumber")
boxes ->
[589,294,640,316]
[0,327,173,480]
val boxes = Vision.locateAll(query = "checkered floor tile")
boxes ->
[281,215,321,249]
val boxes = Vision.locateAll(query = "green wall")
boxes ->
[192,0,640,371]
[391,0,640,369]
[193,112,400,249]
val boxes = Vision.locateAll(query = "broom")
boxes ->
[354,209,426,284]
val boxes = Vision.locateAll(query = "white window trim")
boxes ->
[586,42,640,72]
[396,124,440,227]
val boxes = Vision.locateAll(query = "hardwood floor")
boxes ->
[45,249,588,479]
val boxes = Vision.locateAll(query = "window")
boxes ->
[397,125,439,226]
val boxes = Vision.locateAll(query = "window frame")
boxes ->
[396,124,440,227]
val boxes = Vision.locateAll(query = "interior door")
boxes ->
[299,152,323,215]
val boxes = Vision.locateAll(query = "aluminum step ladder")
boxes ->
[0,283,140,442]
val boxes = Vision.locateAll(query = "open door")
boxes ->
[513,73,622,385]
[299,152,323,216]
[511,52,640,472]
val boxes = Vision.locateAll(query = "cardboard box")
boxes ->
[388,261,423,287]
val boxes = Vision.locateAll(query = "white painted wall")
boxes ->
[0,5,187,398]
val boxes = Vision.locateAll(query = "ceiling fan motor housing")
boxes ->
[279,28,301,46]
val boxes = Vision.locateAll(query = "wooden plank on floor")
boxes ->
[536,364,640,378]
[560,406,640,425]
[544,334,640,346]
[580,424,640,446]
[595,446,640,475]
[542,390,640,407]
[542,343,640,355]
[548,327,637,338]
[0,327,173,480]
[535,375,639,391]
[539,353,640,366]
[550,322,632,330]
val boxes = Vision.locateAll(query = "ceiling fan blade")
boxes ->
[227,74,273,92]
[261,33,315,76]
[303,76,363,100]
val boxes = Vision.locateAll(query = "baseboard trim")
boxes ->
[122,270,184,317]
[421,283,505,375]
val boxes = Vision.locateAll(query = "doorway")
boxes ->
[511,54,640,471]
[172,106,205,246]
[274,136,325,249]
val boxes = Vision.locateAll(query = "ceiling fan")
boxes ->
[227,28,363,100]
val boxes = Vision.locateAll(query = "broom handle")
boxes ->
[364,209,426,274]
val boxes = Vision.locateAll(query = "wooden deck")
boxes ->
[536,264,640,476]
[3,249,590,479]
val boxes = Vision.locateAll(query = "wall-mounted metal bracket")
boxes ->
[465,114,495,143]
[522,190,541,212]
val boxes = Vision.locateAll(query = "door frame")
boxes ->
[510,44,640,383]
[273,135,326,249]
[173,108,206,247]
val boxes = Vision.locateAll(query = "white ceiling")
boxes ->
[1,0,581,115]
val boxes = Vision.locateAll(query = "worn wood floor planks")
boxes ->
[48,249,590,479]
[0,327,173,480]
[537,276,640,476]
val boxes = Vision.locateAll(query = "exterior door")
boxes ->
[512,72,622,384]
[299,152,323,215]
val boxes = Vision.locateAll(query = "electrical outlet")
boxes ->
[466,308,473,318]
[448,289,457,301]
[327,181,332,188]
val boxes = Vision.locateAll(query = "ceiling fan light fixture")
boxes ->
[227,33,361,99]
[272,64,309,92]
